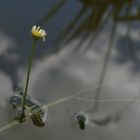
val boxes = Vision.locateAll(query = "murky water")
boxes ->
[0,0,140,140]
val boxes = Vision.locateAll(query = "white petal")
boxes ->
[42,31,47,36]
[37,26,40,31]
[38,29,43,33]
[32,25,36,30]
[43,37,45,42]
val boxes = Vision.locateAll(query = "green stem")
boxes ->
[20,39,36,119]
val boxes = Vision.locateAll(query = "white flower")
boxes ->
[31,25,47,41]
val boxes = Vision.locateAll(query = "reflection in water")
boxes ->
[38,1,140,111]
[0,0,140,140]
[47,0,138,50]
[0,0,139,90]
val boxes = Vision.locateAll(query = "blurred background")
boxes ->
[0,0,140,139]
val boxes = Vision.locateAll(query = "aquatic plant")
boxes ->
[19,25,47,122]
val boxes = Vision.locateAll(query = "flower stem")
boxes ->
[20,39,36,121]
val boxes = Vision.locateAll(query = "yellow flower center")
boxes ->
[32,30,43,39]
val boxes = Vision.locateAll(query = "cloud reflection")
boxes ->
[0,26,140,139]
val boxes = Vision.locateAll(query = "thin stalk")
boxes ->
[20,39,36,120]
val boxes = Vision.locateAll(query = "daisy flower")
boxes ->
[31,25,47,41]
